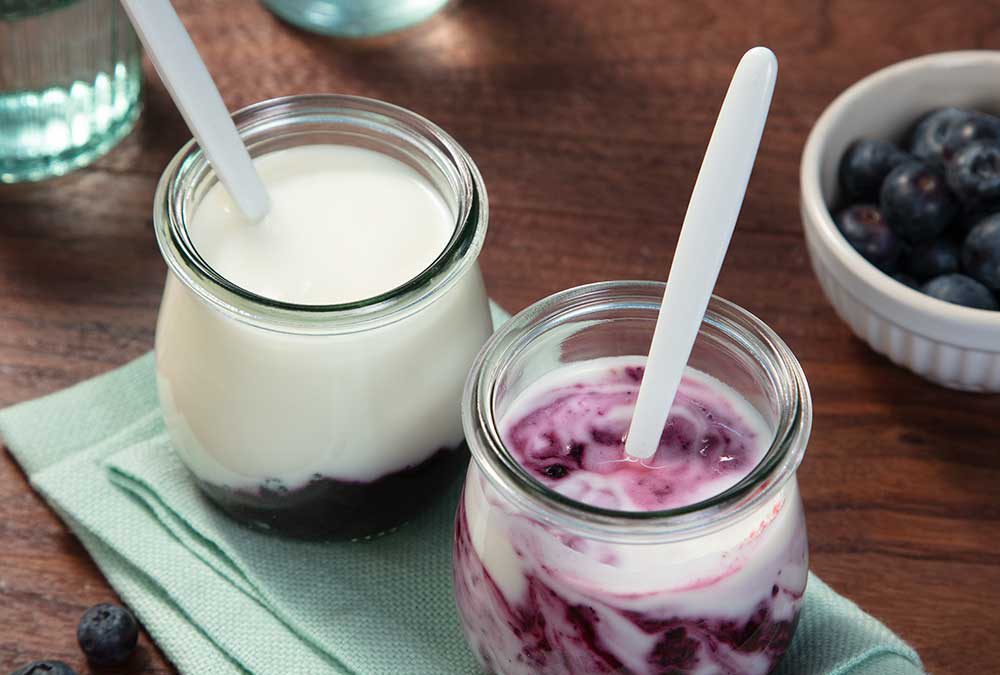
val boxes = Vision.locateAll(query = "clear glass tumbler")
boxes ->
[261,0,453,38]
[153,95,492,540]
[0,0,142,183]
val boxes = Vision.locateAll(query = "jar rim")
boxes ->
[152,94,488,334]
[462,281,812,542]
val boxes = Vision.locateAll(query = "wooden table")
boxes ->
[2,1,997,673]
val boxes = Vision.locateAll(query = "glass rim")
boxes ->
[153,94,488,334]
[463,280,812,541]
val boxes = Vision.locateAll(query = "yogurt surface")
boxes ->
[501,357,771,512]
[190,144,454,305]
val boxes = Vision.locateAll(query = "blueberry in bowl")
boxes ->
[839,139,911,203]
[909,107,966,166]
[906,237,960,281]
[962,214,1000,290]
[946,140,1000,206]
[828,105,1000,310]
[801,51,1000,391]
[941,111,1000,159]
[922,273,998,310]
[834,205,901,272]
[911,108,1000,167]
[879,160,958,242]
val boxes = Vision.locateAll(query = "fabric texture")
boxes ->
[0,304,924,675]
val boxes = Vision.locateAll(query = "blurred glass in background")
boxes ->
[0,0,142,184]
[262,0,452,38]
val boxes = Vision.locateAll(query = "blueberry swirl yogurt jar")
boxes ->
[455,282,812,674]
[153,95,492,539]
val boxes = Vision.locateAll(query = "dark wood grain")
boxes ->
[2,1,999,672]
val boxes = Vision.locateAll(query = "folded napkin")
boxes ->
[0,304,923,675]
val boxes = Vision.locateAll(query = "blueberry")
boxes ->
[910,108,969,165]
[10,662,77,675]
[543,464,569,479]
[77,603,139,666]
[834,205,901,272]
[909,108,1000,166]
[838,139,911,202]
[905,237,960,280]
[880,161,958,242]
[921,274,999,310]
[942,112,1000,158]
[947,140,1000,206]
[962,215,1000,290]
[892,273,921,290]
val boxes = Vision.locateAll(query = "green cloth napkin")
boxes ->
[0,305,923,675]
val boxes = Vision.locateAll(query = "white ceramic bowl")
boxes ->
[801,51,1000,391]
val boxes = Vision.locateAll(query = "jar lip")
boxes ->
[153,94,488,334]
[463,281,812,541]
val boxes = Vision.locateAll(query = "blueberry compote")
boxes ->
[453,357,808,675]
[201,444,468,540]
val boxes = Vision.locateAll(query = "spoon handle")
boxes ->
[626,47,778,460]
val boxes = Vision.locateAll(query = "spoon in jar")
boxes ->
[121,0,271,222]
[624,47,778,460]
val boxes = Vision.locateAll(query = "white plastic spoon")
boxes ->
[121,0,271,222]
[624,47,778,460]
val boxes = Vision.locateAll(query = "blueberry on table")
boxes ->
[905,237,960,281]
[947,140,1000,206]
[76,603,139,666]
[10,662,77,675]
[909,107,974,166]
[834,205,901,271]
[962,215,1000,290]
[838,139,911,202]
[880,161,958,242]
[921,274,999,310]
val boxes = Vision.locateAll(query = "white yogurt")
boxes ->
[156,144,492,490]
[188,145,455,305]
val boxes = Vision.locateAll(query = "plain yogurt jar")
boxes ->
[454,281,812,674]
[153,95,492,539]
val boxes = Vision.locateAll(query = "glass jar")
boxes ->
[261,0,453,38]
[0,0,142,183]
[454,281,812,675]
[153,95,491,540]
